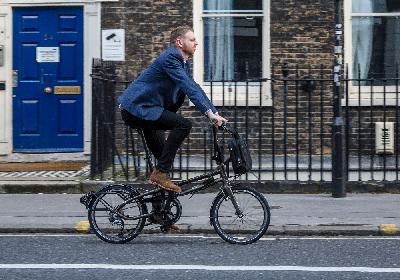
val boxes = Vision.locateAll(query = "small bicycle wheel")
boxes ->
[88,185,147,244]
[210,186,270,245]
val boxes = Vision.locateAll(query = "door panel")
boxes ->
[13,7,83,152]
[21,15,39,31]
[21,43,40,80]
[58,99,78,134]
[59,43,78,80]
[21,100,39,134]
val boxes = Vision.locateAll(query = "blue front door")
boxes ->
[13,7,84,152]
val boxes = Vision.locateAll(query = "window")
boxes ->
[345,0,400,105]
[193,0,270,106]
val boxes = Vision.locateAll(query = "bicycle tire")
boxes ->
[88,185,147,244]
[210,186,270,245]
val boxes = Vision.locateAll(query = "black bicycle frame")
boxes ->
[111,167,226,221]
[97,125,241,221]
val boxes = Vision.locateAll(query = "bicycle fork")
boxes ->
[224,187,244,217]
[217,164,243,217]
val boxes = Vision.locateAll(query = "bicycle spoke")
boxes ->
[210,186,270,244]
[88,185,146,244]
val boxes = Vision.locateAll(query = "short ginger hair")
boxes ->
[170,25,194,45]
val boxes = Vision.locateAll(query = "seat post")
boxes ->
[136,129,155,173]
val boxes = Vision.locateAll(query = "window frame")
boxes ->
[344,0,400,106]
[192,0,271,107]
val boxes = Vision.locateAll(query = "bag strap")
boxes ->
[231,128,240,139]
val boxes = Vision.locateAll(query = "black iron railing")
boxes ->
[344,66,400,182]
[90,58,117,179]
[90,59,400,190]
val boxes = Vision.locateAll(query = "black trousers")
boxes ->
[121,109,192,173]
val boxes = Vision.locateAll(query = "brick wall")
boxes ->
[271,0,335,69]
[99,0,392,157]
[102,0,193,80]
[101,0,196,151]
[345,108,400,155]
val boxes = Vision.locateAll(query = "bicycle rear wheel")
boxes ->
[210,186,270,245]
[88,185,147,244]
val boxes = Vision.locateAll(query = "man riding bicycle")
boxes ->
[118,25,228,193]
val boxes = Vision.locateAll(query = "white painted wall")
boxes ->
[0,6,12,155]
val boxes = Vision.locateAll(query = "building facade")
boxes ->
[0,0,399,171]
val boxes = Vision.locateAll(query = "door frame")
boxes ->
[0,1,112,156]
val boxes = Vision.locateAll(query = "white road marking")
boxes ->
[270,237,400,240]
[0,264,399,273]
[0,234,89,237]
[0,234,400,241]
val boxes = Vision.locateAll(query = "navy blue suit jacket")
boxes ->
[118,46,217,120]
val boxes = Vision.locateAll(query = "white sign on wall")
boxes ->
[36,47,60,63]
[102,29,125,61]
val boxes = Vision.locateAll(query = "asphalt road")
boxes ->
[1,234,399,280]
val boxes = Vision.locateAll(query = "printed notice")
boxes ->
[102,29,125,61]
[36,47,60,63]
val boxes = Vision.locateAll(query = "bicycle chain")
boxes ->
[124,184,182,226]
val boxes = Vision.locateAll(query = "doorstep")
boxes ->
[0,160,91,193]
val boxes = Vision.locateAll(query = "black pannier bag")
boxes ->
[228,129,252,174]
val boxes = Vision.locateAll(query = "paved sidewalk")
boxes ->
[0,193,399,236]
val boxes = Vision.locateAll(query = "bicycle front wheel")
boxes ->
[210,186,270,245]
[88,185,147,244]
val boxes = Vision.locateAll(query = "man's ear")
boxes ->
[175,37,183,48]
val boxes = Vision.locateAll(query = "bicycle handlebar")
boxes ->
[210,123,234,135]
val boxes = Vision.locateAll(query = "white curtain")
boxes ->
[352,0,374,80]
[384,18,400,78]
[206,0,234,81]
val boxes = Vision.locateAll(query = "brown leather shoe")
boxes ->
[148,169,182,193]
[147,215,180,232]
[165,224,180,232]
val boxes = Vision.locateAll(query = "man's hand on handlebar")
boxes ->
[207,111,228,127]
